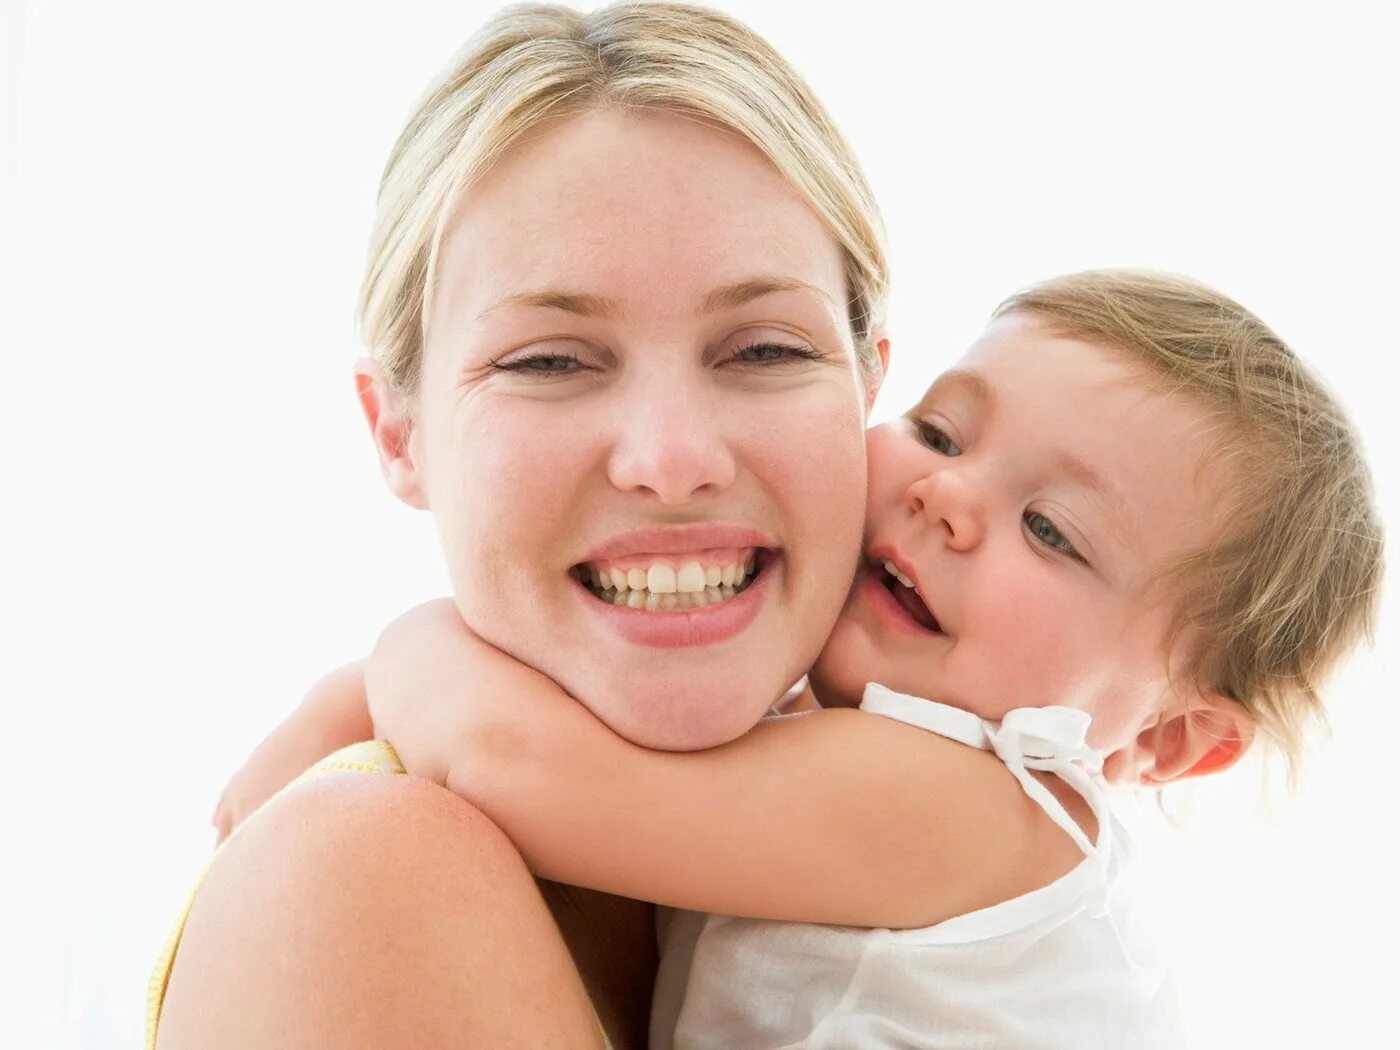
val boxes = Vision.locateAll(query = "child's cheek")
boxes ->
[974,561,1088,702]
[863,422,920,528]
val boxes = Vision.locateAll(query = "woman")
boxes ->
[152,4,890,1048]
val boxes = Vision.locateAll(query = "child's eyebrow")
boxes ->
[1050,449,1142,555]
[920,369,992,409]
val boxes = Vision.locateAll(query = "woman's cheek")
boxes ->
[747,381,868,541]
[430,403,579,621]
[758,379,867,479]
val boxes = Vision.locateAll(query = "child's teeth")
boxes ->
[883,560,915,588]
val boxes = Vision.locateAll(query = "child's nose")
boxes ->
[907,469,984,551]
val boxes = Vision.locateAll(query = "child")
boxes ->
[361,269,1382,1048]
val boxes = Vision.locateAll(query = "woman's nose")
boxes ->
[606,397,738,505]
[907,468,984,551]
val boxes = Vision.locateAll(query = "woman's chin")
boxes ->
[580,677,776,752]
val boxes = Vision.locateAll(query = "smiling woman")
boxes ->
[148,4,889,1048]
[356,104,879,748]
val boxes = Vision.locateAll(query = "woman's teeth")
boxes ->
[577,555,759,611]
[883,560,916,589]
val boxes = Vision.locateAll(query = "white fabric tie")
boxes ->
[862,683,1113,894]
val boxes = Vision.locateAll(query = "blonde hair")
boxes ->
[995,270,1384,773]
[357,1,889,399]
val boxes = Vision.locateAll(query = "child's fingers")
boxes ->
[212,788,239,844]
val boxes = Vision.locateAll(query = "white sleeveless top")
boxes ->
[649,684,1184,1049]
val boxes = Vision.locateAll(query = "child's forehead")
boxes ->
[921,322,1159,414]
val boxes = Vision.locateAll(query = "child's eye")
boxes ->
[915,421,962,457]
[1024,511,1086,563]
[728,342,825,366]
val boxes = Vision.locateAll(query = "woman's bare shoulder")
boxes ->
[155,773,603,1049]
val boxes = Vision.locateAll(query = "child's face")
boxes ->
[812,313,1227,752]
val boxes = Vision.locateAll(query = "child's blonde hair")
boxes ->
[358,1,889,400]
[995,270,1384,773]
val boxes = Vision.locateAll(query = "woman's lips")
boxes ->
[579,523,775,562]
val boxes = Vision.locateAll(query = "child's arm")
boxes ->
[368,600,1084,930]
[212,660,374,842]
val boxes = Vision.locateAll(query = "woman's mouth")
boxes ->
[571,547,768,611]
[876,558,943,633]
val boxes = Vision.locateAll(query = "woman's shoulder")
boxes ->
[150,770,542,1047]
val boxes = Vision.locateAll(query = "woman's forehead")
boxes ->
[429,107,847,329]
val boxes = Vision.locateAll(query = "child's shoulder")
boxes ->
[847,685,1107,928]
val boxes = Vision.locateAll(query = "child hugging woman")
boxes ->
[366,269,1382,1047]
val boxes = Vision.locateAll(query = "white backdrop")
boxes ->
[4,1,1397,1046]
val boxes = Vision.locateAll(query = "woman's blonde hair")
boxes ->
[358,1,889,399]
[995,270,1384,774]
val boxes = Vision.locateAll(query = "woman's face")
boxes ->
[378,107,876,749]
[811,315,1223,751]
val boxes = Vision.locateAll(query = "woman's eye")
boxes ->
[491,352,584,375]
[915,421,962,457]
[1024,511,1085,563]
[728,342,823,366]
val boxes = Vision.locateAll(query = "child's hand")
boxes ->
[364,598,504,785]
[211,660,373,843]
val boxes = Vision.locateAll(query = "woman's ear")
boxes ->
[864,327,891,413]
[354,357,429,510]
[1111,689,1256,786]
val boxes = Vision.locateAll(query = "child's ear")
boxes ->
[354,357,429,510]
[1105,689,1255,787]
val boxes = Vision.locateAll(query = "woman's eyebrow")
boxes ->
[477,289,622,320]
[474,276,830,321]
[699,276,835,314]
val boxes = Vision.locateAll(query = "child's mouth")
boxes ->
[880,559,943,633]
